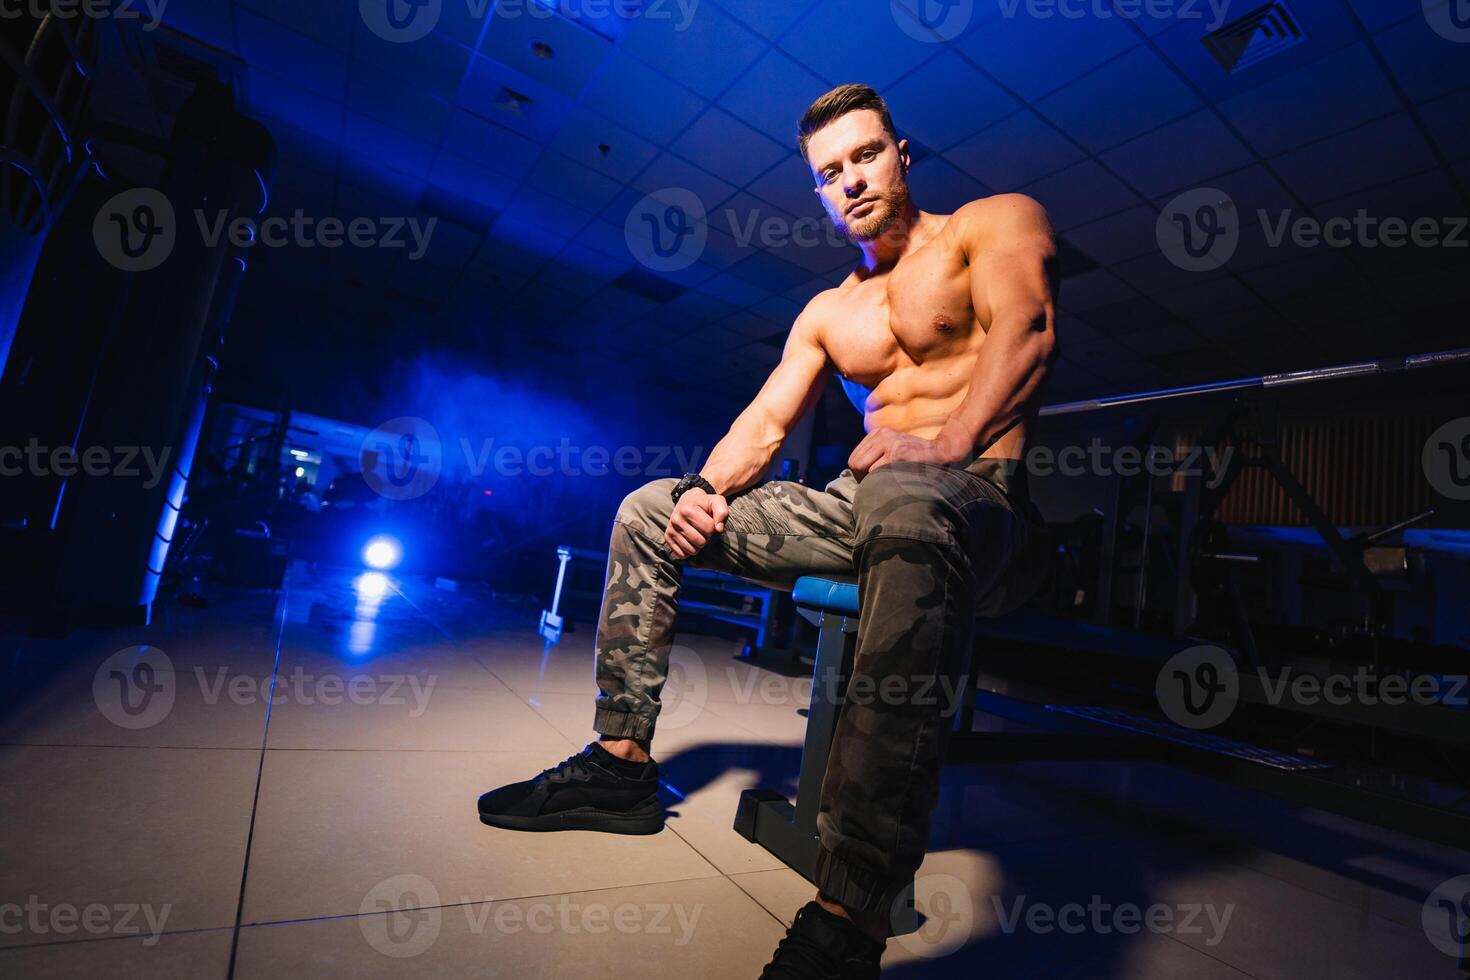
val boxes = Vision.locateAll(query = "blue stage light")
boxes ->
[362,535,402,570]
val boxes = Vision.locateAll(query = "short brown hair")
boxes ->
[797,83,899,163]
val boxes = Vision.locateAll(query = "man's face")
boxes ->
[805,109,910,243]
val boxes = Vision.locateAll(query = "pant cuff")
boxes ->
[813,846,913,923]
[593,704,655,741]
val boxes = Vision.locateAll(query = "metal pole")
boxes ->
[1040,347,1470,417]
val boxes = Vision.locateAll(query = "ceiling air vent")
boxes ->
[1202,3,1307,74]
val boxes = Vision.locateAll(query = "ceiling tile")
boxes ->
[1416,86,1470,160]
[1056,268,1139,312]
[778,0,940,90]
[952,7,1138,101]
[237,0,354,50]
[479,4,614,98]
[1023,159,1143,230]
[671,108,789,187]
[429,153,520,211]
[549,105,660,183]
[630,152,738,213]
[352,22,472,98]
[745,153,828,223]
[711,0,818,40]
[580,50,708,144]
[1152,275,1261,320]
[1036,46,1203,154]
[236,9,349,100]
[246,71,344,143]
[907,155,992,213]
[1099,110,1256,200]
[883,50,1018,152]
[1272,113,1439,206]
[1216,43,1401,157]
[620,1,767,99]
[943,110,1084,191]
[459,55,575,142]
[441,109,543,179]
[341,113,437,179]
[720,49,830,145]
[1374,5,1470,104]
[522,151,626,213]
[346,63,452,146]
[1066,206,1165,266]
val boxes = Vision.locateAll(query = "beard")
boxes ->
[843,197,902,242]
[835,177,908,243]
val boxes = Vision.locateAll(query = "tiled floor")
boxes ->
[0,562,1465,978]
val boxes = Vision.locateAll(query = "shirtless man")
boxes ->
[478,84,1058,978]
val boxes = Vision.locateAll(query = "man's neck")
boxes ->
[855,200,930,276]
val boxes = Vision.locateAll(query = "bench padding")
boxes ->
[792,575,860,617]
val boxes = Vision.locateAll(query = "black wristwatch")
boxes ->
[671,472,716,504]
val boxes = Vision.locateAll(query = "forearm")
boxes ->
[938,308,1055,457]
[699,410,784,496]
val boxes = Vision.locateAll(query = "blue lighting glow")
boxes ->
[362,535,403,570]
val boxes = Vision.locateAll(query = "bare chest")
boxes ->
[825,243,977,389]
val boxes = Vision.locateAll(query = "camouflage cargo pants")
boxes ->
[593,457,1045,925]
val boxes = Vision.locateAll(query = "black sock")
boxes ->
[589,740,654,775]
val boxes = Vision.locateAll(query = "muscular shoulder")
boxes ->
[790,286,841,348]
[949,193,1054,256]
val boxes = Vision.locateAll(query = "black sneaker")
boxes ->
[758,901,886,979]
[476,742,663,834]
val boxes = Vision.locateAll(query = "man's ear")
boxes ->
[897,137,910,172]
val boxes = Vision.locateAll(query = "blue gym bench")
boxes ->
[730,573,1153,934]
